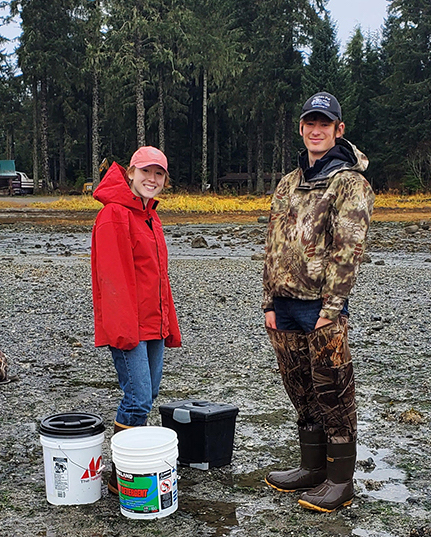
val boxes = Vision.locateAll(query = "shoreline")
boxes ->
[0,206,430,226]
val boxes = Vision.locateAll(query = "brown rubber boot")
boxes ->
[265,424,327,492]
[108,419,148,495]
[298,441,356,512]
[108,421,130,495]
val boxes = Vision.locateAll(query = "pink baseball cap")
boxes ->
[129,146,168,173]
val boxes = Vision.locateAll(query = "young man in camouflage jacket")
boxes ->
[263,92,375,512]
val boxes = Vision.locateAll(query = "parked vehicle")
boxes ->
[81,158,109,194]
[82,181,93,194]
[13,172,39,194]
[0,161,41,195]
[0,160,16,194]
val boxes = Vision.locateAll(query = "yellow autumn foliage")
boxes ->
[1,192,431,212]
[26,193,272,213]
[373,192,431,208]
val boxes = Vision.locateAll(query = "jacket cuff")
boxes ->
[262,295,274,311]
[165,334,182,348]
[318,308,340,321]
[320,295,345,321]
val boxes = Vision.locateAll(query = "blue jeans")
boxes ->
[273,297,349,332]
[110,340,164,427]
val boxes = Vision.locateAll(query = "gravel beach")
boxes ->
[1,219,431,537]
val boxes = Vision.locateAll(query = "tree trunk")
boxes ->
[284,108,293,174]
[53,153,58,188]
[136,68,146,147]
[281,104,286,176]
[270,113,281,192]
[40,77,52,191]
[158,67,165,152]
[92,69,101,188]
[189,85,196,185]
[201,67,208,191]
[247,121,253,192]
[6,131,12,160]
[212,108,218,191]
[32,79,39,193]
[256,114,264,194]
[58,121,66,188]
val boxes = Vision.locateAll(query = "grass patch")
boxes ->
[159,193,270,213]
[1,191,431,213]
[31,196,103,210]
[5,193,272,213]
[374,192,431,208]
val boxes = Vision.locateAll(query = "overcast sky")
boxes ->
[0,7,20,52]
[1,1,390,55]
[327,0,389,48]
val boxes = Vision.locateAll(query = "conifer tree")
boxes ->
[381,0,431,190]
[11,0,81,190]
[303,13,344,98]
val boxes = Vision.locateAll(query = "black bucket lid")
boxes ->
[40,412,105,438]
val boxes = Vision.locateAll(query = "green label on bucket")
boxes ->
[117,470,160,513]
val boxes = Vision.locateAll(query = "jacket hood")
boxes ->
[93,162,155,211]
[297,138,369,190]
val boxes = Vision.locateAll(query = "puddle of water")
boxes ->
[179,496,238,536]
[369,251,431,268]
[353,529,398,537]
[356,444,410,503]
[233,468,268,490]
[231,443,410,504]
[242,408,288,427]
[0,229,92,258]
[0,225,265,260]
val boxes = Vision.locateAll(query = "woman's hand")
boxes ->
[265,310,277,329]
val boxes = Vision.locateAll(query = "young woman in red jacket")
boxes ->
[91,146,181,494]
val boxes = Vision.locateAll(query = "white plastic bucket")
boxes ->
[39,412,105,505]
[111,426,178,519]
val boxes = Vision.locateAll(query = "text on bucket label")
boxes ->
[53,457,69,494]
[117,468,176,513]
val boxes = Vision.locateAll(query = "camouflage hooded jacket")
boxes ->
[262,138,375,321]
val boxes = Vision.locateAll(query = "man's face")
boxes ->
[299,114,345,163]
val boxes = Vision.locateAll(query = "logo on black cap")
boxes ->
[300,92,342,121]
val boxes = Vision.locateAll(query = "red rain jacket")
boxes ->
[91,162,181,350]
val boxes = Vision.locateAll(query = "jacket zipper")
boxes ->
[148,205,164,338]
[143,199,163,339]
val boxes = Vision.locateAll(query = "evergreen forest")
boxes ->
[0,0,430,194]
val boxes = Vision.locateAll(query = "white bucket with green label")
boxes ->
[111,426,178,519]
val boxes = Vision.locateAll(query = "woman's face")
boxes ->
[129,165,165,203]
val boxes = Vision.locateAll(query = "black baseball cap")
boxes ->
[300,92,342,121]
